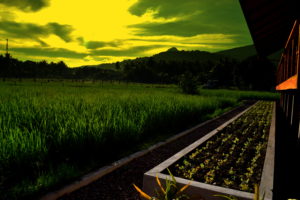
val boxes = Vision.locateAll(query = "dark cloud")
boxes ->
[129,18,219,37]
[0,10,15,21]
[128,0,252,45]
[92,56,110,62]
[12,45,164,60]
[128,0,237,19]
[129,0,203,19]
[85,40,123,49]
[36,39,49,47]
[0,20,74,43]
[12,47,87,59]
[76,37,85,45]
[0,0,50,12]
[47,22,74,42]
[91,45,165,57]
[129,14,249,37]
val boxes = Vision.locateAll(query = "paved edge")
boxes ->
[259,102,276,200]
[40,102,253,200]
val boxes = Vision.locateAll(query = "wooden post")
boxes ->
[283,94,286,112]
[287,94,290,119]
[296,23,300,90]
[297,24,300,140]
[291,95,295,126]
[287,46,290,78]
[283,55,286,81]
[291,40,294,75]
[284,94,288,113]
[298,118,300,139]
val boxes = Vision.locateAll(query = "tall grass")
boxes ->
[201,89,279,101]
[0,81,278,199]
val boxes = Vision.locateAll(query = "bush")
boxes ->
[178,73,199,94]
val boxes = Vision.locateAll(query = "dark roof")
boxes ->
[239,0,299,56]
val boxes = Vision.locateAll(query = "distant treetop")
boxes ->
[167,47,179,52]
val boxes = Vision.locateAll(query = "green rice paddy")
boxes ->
[0,80,279,199]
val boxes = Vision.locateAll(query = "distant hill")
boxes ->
[80,63,117,70]
[80,45,258,69]
[217,44,282,65]
[81,45,282,71]
[81,47,227,69]
[152,47,226,63]
[0,44,276,90]
[79,47,229,71]
[216,45,257,61]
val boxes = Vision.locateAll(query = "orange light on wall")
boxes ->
[276,20,299,91]
[276,74,298,90]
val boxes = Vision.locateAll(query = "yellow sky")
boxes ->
[18,0,139,40]
[7,0,142,66]
[0,0,252,67]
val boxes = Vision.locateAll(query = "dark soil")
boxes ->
[59,101,255,200]
[170,101,273,193]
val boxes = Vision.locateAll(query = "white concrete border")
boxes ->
[40,103,251,200]
[259,102,276,200]
[143,101,276,200]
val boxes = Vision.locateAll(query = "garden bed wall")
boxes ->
[143,102,275,200]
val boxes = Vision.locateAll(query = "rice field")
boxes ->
[0,80,279,199]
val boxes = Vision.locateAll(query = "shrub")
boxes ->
[178,73,199,94]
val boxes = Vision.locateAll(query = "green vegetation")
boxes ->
[133,169,190,200]
[1,45,276,91]
[171,101,273,193]
[200,89,279,101]
[121,50,275,90]
[0,80,278,199]
[178,73,199,94]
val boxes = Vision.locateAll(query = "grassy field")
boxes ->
[0,80,279,199]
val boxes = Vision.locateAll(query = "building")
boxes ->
[239,0,299,199]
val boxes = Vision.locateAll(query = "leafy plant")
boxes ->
[133,169,190,200]
[178,73,199,94]
[172,101,273,193]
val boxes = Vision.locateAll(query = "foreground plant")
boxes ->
[133,169,190,200]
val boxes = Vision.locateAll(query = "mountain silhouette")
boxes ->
[90,44,257,69]
[166,47,179,52]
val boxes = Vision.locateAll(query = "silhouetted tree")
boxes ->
[115,61,120,70]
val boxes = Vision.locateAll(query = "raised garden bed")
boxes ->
[143,101,275,200]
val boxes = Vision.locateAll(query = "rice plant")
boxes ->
[0,80,277,199]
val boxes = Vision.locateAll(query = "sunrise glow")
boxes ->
[0,0,252,67]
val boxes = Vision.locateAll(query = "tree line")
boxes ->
[0,50,276,91]
[121,55,276,91]
[0,54,121,81]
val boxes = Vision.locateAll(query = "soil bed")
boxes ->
[168,101,273,193]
